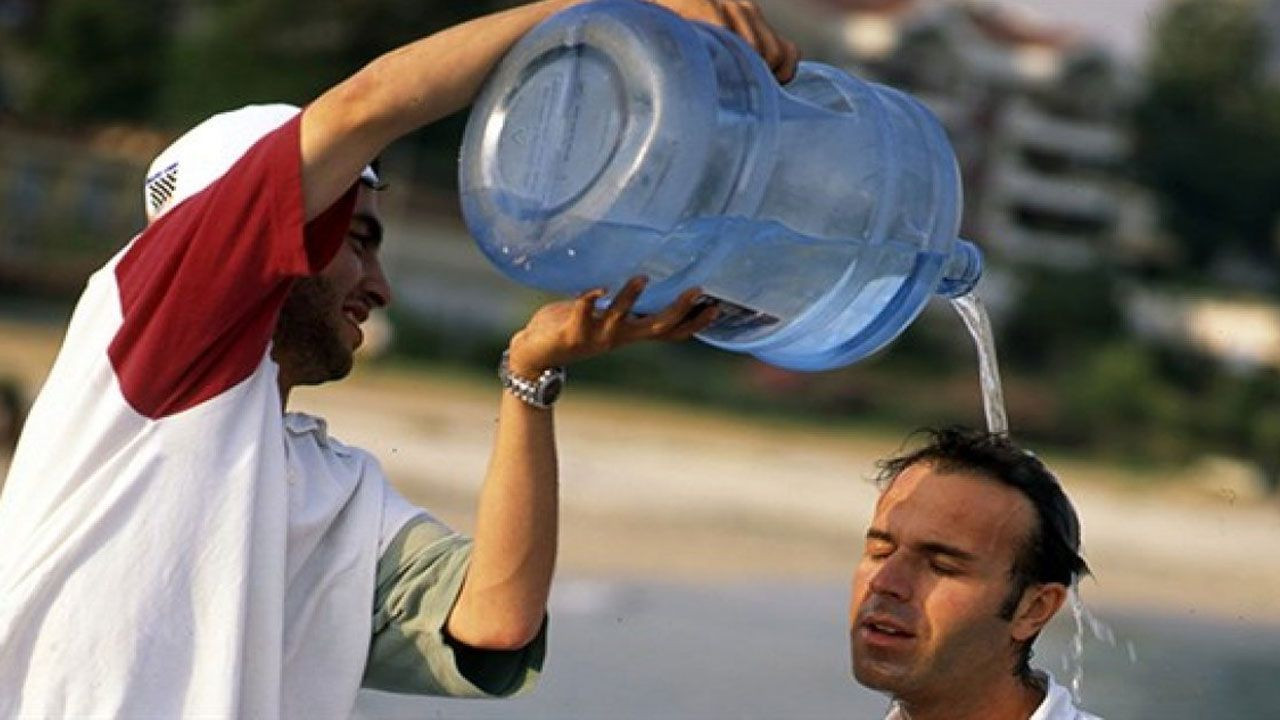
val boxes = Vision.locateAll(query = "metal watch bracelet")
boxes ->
[499,350,565,409]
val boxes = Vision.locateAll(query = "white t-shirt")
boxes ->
[0,115,427,717]
[884,673,1103,720]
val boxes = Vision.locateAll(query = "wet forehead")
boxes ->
[874,462,1034,563]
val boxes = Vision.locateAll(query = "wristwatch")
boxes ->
[499,350,566,409]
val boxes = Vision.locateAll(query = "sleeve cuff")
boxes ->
[364,521,546,698]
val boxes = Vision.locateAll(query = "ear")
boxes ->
[1010,582,1068,642]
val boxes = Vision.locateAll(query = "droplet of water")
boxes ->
[1064,586,1136,705]
[567,248,577,258]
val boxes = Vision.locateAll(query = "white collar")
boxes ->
[283,412,350,456]
[883,673,1094,720]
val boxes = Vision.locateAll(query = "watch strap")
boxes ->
[499,350,565,409]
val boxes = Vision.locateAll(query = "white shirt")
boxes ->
[0,115,425,717]
[884,673,1103,720]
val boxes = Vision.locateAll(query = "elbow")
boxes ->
[478,627,541,652]
[447,613,545,652]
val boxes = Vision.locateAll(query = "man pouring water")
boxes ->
[0,1,797,716]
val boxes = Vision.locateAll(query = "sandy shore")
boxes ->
[3,316,1279,626]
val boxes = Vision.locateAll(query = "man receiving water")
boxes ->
[850,428,1101,720]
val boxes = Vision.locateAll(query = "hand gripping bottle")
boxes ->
[459,0,982,371]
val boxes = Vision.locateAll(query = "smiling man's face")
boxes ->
[849,461,1036,706]
[273,185,390,389]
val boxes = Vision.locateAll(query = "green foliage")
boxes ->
[29,0,170,123]
[1061,342,1191,460]
[153,0,508,183]
[1249,407,1280,489]
[9,0,508,186]
[1132,0,1280,271]
[1200,369,1280,485]
[999,267,1125,372]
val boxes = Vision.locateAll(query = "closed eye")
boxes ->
[349,212,383,252]
[921,542,975,576]
[863,528,896,560]
[928,559,963,576]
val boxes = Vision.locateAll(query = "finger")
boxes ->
[693,0,729,27]
[601,276,648,336]
[666,302,720,341]
[659,0,726,27]
[572,287,608,335]
[605,276,648,315]
[776,38,800,83]
[736,2,784,77]
[722,2,763,57]
[639,286,709,335]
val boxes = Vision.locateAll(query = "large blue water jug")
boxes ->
[460,0,982,371]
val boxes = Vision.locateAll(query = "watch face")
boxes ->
[540,375,564,404]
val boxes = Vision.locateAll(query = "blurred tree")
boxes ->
[999,267,1125,372]
[1132,0,1280,274]
[1200,368,1280,491]
[29,0,170,124]
[158,0,509,186]
[1,0,44,115]
[1250,405,1280,491]
[1062,341,1191,461]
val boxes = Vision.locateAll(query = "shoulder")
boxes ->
[283,412,386,487]
[285,413,369,460]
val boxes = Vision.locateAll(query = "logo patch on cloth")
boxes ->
[145,162,180,217]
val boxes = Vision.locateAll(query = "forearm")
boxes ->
[300,0,583,218]
[445,391,558,650]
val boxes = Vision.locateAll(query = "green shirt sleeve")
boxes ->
[362,515,547,697]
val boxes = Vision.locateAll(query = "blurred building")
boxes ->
[1126,287,1280,371]
[774,0,1162,272]
[0,125,161,296]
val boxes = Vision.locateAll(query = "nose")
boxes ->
[867,553,914,602]
[364,256,393,309]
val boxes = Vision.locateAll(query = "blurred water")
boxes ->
[355,578,1280,720]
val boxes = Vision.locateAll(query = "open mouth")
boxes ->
[858,614,917,644]
[343,304,369,326]
[864,621,913,637]
[341,306,368,347]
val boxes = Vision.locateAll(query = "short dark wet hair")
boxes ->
[875,427,1090,676]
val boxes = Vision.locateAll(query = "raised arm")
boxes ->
[446,279,718,649]
[298,0,799,220]
[334,0,796,654]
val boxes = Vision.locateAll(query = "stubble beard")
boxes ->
[274,275,354,387]
[853,644,914,696]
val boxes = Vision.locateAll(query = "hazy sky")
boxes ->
[998,0,1172,61]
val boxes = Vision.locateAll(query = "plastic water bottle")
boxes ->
[459,0,982,371]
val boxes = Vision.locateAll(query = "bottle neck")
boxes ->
[936,239,983,298]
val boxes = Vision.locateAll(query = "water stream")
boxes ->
[949,292,1008,435]
[950,291,1142,704]
[1066,587,1138,705]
